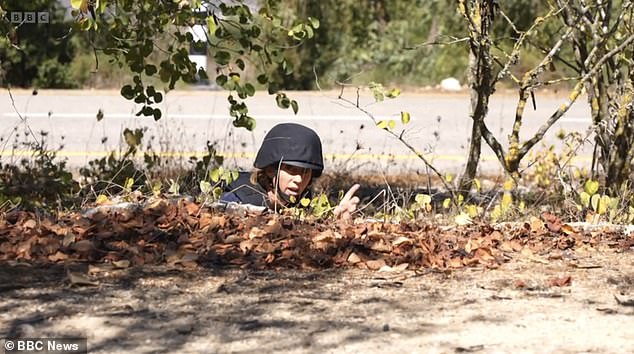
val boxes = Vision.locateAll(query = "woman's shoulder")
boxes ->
[220,171,268,206]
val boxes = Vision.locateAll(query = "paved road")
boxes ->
[0,89,593,175]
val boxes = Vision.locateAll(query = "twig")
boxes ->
[336,85,459,206]
[519,32,634,157]
[6,87,40,148]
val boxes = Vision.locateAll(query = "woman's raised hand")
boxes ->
[334,184,360,220]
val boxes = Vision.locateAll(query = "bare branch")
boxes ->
[403,36,469,50]
[336,86,459,204]
[519,32,634,158]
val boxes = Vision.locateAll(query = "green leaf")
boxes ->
[235,58,245,71]
[95,194,109,204]
[501,193,513,211]
[213,187,223,200]
[291,100,299,114]
[145,64,157,76]
[584,179,599,195]
[454,212,473,226]
[414,194,431,205]
[388,120,396,130]
[308,17,320,29]
[168,179,180,195]
[216,75,228,86]
[473,178,481,192]
[591,194,610,215]
[257,74,268,84]
[210,167,222,183]
[305,25,314,38]
[386,88,401,98]
[207,17,217,38]
[70,0,84,9]
[124,177,134,191]
[580,192,591,208]
[376,120,388,129]
[152,108,162,121]
[120,85,135,100]
[244,83,255,97]
[276,93,291,109]
[200,180,212,194]
[400,111,410,124]
[465,204,479,218]
[300,197,310,207]
[123,128,140,147]
[214,51,231,65]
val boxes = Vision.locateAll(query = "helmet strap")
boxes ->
[271,157,306,209]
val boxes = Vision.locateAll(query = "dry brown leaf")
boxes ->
[530,217,545,233]
[447,257,463,268]
[184,201,200,216]
[560,224,578,235]
[542,212,563,232]
[548,275,572,287]
[465,238,481,254]
[23,219,37,229]
[248,227,264,240]
[67,271,99,286]
[112,259,130,268]
[520,247,549,264]
[378,263,409,272]
[365,259,387,270]
[474,247,496,263]
[347,252,362,264]
[70,240,94,254]
[48,251,68,262]
[392,236,412,246]
[263,218,283,236]
[369,239,392,252]
[313,229,336,243]
[224,235,243,244]
[239,240,256,253]
[200,214,226,230]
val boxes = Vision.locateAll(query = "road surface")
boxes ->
[0,89,594,175]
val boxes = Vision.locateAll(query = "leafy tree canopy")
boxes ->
[62,0,319,129]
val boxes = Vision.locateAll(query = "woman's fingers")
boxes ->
[335,185,360,219]
[348,196,360,212]
[342,184,360,203]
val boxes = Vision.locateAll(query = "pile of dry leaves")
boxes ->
[0,198,632,271]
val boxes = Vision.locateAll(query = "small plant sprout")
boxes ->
[168,179,181,196]
[408,193,432,218]
[209,166,239,185]
[490,178,515,222]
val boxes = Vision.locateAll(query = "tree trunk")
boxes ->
[457,0,494,195]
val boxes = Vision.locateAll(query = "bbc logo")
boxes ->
[10,12,50,24]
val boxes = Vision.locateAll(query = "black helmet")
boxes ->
[254,123,324,177]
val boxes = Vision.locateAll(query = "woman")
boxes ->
[221,123,359,219]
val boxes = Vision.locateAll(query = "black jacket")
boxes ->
[219,171,313,208]
[220,172,269,207]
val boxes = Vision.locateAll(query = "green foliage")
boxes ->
[0,0,76,87]
[66,0,314,128]
[33,58,77,88]
[0,142,79,210]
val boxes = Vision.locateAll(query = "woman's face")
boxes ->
[268,163,313,200]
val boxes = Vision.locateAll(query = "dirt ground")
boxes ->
[1,250,633,354]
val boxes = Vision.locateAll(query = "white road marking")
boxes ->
[3,112,370,121]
